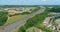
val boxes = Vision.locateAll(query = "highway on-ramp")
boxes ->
[0,7,45,32]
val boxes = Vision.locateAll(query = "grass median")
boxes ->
[5,15,27,25]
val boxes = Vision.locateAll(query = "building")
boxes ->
[55,19,60,32]
[43,17,52,27]
[8,9,17,15]
[48,12,60,17]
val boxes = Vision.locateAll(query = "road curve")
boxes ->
[0,8,45,32]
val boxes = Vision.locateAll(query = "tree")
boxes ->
[49,7,60,12]
[0,12,8,26]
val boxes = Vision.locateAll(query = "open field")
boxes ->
[5,15,27,25]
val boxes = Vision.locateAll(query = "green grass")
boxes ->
[26,27,40,32]
[13,28,19,32]
[5,15,27,25]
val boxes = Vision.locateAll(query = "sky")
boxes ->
[0,0,60,5]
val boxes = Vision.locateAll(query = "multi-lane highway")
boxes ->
[0,7,45,32]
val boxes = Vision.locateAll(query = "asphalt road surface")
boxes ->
[0,7,45,32]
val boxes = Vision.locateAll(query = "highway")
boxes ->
[0,7,45,32]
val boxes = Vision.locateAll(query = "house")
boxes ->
[43,17,56,30]
[56,26,60,32]
[54,19,60,32]
[55,19,60,25]
[43,17,52,27]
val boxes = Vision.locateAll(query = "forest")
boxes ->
[0,12,8,26]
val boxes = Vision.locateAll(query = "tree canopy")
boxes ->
[0,12,8,26]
